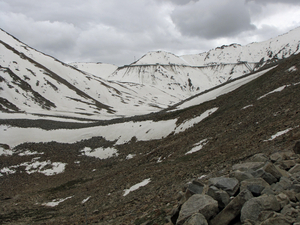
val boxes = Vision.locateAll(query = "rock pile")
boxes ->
[169,141,300,225]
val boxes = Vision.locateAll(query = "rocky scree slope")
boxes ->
[0,52,300,224]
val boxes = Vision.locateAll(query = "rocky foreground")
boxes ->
[163,141,300,225]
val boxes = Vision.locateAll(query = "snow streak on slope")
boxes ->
[173,67,275,110]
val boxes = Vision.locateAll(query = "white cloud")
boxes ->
[0,0,300,65]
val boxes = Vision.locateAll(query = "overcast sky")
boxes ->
[1,0,300,66]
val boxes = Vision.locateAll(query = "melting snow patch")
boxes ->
[123,178,151,196]
[18,150,44,156]
[288,66,297,72]
[0,167,17,175]
[21,159,67,176]
[242,104,253,110]
[185,139,208,155]
[126,154,136,159]
[80,147,118,159]
[257,85,287,100]
[81,196,91,204]
[0,147,13,156]
[157,157,163,163]
[42,196,73,207]
[175,108,218,134]
[0,158,67,176]
[265,128,293,141]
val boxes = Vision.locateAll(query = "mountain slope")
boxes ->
[0,51,299,224]
[0,29,182,119]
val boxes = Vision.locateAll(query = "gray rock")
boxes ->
[210,189,253,225]
[230,170,254,182]
[275,193,290,209]
[289,164,300,174]
[274,165,291,178]
[293,141,300,154]
[271,177,293,194]
[251,168,277,185]
[282,190,297,202]
[185,181,204,200]
[176,194,218,225]
[291,171,300,184]
[259,213,294,225]
[247,153,269,162]
[263,162,282,180]
[207,186,230,209]
[182,213,208,225]
[241,194,281,223]
[281,204,299,218]
[240,178,270,196]
[232,162,265,172]
[208,177,239,196]
[261,187,276,195]
[291,184,300,193]
[270,151,295,162]
[275,160,296,170]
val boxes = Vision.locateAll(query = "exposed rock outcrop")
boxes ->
[169,141,300,225]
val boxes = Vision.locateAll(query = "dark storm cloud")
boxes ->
[171,0,256,39]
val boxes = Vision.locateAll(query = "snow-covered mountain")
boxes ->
[0,29,181,119]
[108,27,300,98]
[0,27,299,120]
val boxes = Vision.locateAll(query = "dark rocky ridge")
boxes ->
[0,53,300,224]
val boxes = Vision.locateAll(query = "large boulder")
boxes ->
[232,162,265,172]
[263,162,282,180]
[185,181,205,200]
[241,194,281,223]
[247,153,269,162]
[176,194,218,225]
[210,189,253,225]
[251,168,278,185]
[208,177,239,196]
[230,170,254,182]
[207,186,230,209]
[240,178,270,196]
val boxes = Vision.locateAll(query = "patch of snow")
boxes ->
[242,104,253,110]
[21,159,67,176]
[1,158,67,176]
[185,139,208,155]
[42,196,73,207]
[0,147,14,156]
[175,108,218,134]
[288,66,297,72]
[123,178,151,196]
[257,85,287,100]
[198,175,207,179]
[126,154,136,159]
[18,150,44,156]
[0,167,17,175]
[81,196,91,204]
[157,157,163,163]
[265,128,293,141]
[80,147,119,159]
